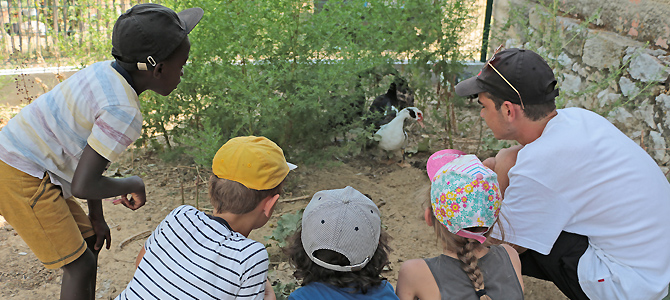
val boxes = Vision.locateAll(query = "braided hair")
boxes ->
[452,234,492,300]
[422,186,503,300]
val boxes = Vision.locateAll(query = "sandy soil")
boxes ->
[0,71,568,299]
[0,150,567,300]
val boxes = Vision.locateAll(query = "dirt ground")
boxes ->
[0,71,568,299]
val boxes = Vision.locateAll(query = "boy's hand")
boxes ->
[119,193,146,210]
[90,217,111,250]
[87,199,111,250]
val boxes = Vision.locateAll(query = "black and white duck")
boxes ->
[374,106,424,166]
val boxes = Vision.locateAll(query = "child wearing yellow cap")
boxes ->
[115,136,296,300]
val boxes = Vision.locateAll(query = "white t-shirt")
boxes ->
[0,61,141,198]
[494,107,670,300]
[115,205,269,300]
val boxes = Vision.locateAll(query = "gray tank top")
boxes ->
[423,245,524,300]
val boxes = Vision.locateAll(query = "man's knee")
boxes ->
[520,232,590,300]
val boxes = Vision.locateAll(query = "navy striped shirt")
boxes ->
[115,205,269,300]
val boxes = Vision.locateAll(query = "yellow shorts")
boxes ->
[0,159,94,269]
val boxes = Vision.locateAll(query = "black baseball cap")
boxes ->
[455,48,559,105]
[111,3,204,71]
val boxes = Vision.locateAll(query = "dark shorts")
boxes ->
[520,231,590,300]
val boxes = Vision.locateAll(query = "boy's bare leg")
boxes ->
[61,247,97,300]
[60,235,99,300]
[86,235,101,299]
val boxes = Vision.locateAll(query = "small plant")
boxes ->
[263,208,303,299]
[265,209,303,248]
[272,279,297,300]
[177,118,224,167]
[479,135,511,154]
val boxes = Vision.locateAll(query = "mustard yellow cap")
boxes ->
[212,136,296,190]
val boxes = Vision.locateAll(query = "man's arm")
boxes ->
[487,145,525,255]
[488,237,527,254]
[491,145,523,197]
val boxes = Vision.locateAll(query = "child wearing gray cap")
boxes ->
[285,186,399,299]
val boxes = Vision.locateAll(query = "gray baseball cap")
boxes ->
[301,186,381,272]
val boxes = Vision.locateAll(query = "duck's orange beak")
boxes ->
[418,114,425,128]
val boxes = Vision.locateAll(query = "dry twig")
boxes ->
[118,230,152,250]
[279,195,310,203]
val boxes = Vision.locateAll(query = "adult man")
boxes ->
[455,47,670,300]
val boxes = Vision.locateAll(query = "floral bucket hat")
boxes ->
[427,151,502,243]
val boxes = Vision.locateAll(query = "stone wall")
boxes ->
[491,0,670,175]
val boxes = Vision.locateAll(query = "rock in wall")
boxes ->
[492,0,670,174]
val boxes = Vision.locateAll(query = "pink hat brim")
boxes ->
[426,149,467,180]
[456,229,488,244]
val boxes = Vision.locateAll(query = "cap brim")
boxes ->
[456,229,488,244]
[426,149,466,180]
[455,76,486,98]
[308,253,370,272]
[287,162,298,170]
[178,7,204,34]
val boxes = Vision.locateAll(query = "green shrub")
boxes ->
[140,0,476,165]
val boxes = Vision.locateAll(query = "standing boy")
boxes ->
[116,136,296,300]
[0,4,203,300]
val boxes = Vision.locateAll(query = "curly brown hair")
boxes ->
[285,227,392,294]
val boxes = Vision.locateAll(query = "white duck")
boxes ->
[374,107,425,166]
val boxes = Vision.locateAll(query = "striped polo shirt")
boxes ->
[0,61,141,198]
[115,205,270,300]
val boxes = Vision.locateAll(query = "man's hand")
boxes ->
[510,243,528,254]
[483,157,496,170]
[488,237,527,254]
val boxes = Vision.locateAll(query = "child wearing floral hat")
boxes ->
[395,150,524,300]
